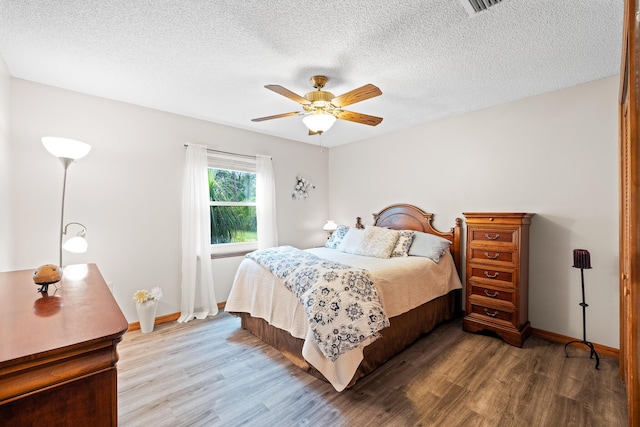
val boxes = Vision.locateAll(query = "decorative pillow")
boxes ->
[408,231,451,262]
[391,230,415,257]
[356,225,401,259]
[337,228,366,254]
[325,225,349,249]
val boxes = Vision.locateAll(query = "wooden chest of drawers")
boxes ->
[0,264,128,426]
[462,213,533,347]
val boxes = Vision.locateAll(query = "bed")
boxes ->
[225,203,463,391]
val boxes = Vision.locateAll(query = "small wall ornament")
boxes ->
[292,175,315,200]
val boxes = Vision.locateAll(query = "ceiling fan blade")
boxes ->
[335,110,383,126]
[331,84,382,107]
[251,111,302,122]
[265,85,311,105]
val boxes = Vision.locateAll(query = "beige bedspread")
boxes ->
[225,247,462,391]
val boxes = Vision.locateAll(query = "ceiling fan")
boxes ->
[251,75,383,135]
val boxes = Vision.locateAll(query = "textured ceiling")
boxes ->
[0,1,624,147]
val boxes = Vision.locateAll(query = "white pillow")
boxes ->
[338,228,366,254]
[356,225,401,259]
[391,230,415,257]
[408,231,451,262]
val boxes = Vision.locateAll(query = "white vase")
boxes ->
[136,300,158,333]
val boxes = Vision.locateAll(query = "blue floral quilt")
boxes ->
[246,246,390,361]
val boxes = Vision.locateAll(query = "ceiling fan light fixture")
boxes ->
[252,76,382,134]
[303,113,336,133]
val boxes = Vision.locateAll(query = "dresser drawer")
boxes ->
[469,228,518,245]
[469,284,515,305]
[469,303,516,327]
[467,265,515,287]
[467,247,516,267]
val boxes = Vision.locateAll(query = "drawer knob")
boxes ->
[484,271,499,278]
[484,308,499,317]
[484,252,500,259]
[484,290,499,298]
[484,233,500,240]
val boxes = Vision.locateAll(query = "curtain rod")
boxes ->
[183,144,271,160]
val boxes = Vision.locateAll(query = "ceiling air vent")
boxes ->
[459,0,508,16]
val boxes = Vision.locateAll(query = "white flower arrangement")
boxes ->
[133,287,163,305]
[292,175,315,200]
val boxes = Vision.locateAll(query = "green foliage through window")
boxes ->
[209,168,257,244]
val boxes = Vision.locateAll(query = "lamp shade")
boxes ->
[63,236,88,253]
[42,137,91,160]
[323,220,338,232]
[62,222,88,254]
[572,249,591,269]
[303,113,337,133]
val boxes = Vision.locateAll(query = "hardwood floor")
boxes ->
[117,312,627,426]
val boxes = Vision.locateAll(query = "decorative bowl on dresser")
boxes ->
[462,212,534,347]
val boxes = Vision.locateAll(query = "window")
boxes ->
[208,153,258,254]
[209,169,256,244]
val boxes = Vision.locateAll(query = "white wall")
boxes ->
[0,55,12,270]
[9,79,330,322]
[329,76,620,349]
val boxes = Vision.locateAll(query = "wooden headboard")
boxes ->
[355,203,462,277]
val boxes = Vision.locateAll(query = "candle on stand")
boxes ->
[573,249,591,269]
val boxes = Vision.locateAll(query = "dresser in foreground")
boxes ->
[0,263,128,426]
[462,212,533,347]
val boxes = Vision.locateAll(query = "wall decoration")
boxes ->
[292,175,315,200]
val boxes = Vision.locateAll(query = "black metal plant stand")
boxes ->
[564,249,599,369]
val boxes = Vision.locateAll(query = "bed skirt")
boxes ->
[234,288,462,389]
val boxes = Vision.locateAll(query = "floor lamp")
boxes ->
[564,248,600,369]
[42,137,91,267]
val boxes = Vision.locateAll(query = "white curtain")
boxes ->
[256,154,278,249]
[178,144,218,323]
